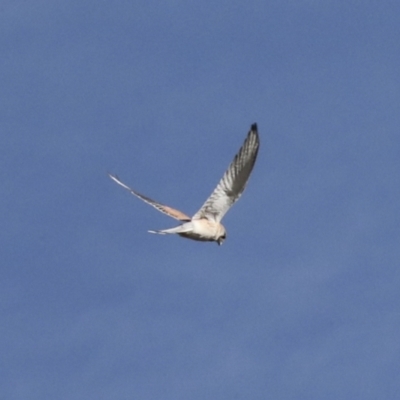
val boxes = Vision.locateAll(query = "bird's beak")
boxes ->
[217,239,224,246]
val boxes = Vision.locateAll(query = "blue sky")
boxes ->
[2,1,400,399]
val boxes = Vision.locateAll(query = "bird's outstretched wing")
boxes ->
[108,174,191,221]
[192,123,260,222]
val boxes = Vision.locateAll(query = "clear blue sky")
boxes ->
[2,1,400,399]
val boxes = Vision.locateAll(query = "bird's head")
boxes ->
[217,227,227,246]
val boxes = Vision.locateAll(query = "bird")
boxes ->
[109,123,260,245]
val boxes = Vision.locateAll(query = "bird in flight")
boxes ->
[109,123,260,245]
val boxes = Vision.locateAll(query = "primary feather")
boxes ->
[192,123,260,222]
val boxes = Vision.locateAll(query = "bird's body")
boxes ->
[109,123,260,245]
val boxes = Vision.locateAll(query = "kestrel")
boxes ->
[109,123,260,245]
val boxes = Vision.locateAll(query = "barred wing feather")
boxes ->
[108,174,191,221]
[192,123,260,222]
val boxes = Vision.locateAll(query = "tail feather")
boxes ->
[148,223,193,235]
[148,229,167,235]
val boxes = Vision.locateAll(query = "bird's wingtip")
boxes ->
[251,123,258,132]
[108,173,120,182]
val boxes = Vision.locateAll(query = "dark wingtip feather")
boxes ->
[248,123,260,150]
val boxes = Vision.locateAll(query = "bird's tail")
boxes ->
[148,222,193,235]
